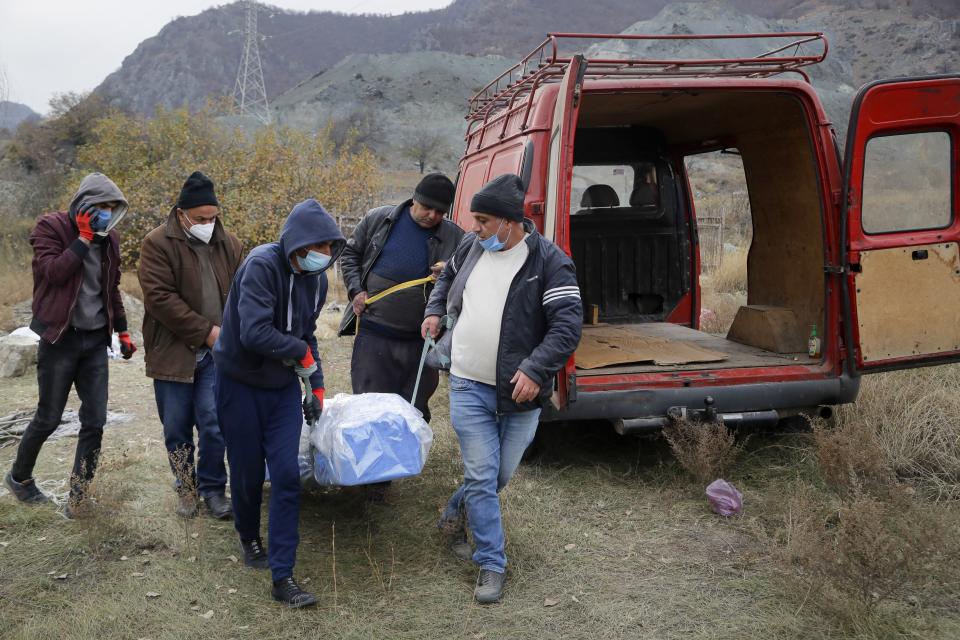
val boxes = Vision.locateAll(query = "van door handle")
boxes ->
[912,249,928,261]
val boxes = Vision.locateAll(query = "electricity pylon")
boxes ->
[233,0,271,125]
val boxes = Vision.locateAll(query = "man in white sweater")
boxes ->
[423,174,582,604]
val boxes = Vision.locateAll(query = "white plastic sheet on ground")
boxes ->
[298,392,432,487]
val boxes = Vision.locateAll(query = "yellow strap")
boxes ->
[354,275,435,334]
[365,276,434,305]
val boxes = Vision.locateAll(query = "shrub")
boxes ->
[781,489,949,610]
[835,368,960,500]
[72,103,382,266]
[663,419,746,485]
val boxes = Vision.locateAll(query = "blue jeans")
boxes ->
[442,374,541,573]
[214,372,303,583]
[154,353,227,497]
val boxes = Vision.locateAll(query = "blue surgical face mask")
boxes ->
[297,250,331,272]
[479,220,507,252]
[90,209,112,233]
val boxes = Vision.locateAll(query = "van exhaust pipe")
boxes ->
[613,409,782,435]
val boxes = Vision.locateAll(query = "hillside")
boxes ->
[95,0,669,115]
[271,51,506,169]
[95,0,958,117]
[266,1,956,165]
[0,101,40,133]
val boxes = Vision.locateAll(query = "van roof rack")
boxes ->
[467,32,828,130]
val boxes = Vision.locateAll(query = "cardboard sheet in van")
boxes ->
[575,325,727,369]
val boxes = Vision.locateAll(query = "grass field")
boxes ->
[1,305,958,640]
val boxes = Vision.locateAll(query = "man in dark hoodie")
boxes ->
[214,199,345,608]
[139,172,243,520]
[5,172,136,517]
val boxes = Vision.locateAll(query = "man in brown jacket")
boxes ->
[138,172,242,519]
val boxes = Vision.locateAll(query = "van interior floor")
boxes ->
[574,322,815,376]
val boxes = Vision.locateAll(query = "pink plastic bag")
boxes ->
[706,479,743,516]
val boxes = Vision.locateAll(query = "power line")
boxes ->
[233,0,271,125]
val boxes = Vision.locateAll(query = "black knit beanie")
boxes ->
[413,173,455,213]
[470,174,524,221]
[176,171,219,210]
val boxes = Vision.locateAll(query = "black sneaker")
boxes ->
[240,537,269,569]
[271,576,317,608]
[474,569,505,604]
[5,471,50,504]
[203,493,233,520]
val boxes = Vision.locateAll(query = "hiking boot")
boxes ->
[240,537,269,569]
[474,569,505,604]
[438,511,473,562]
[271,576,317,608]
[203,493,233,520]
[5,471,50,504]
[175,493,198,518]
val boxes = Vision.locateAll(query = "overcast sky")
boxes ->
[0,0,452,114]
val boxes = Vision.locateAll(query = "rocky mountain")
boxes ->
[265,1,956,166]
[94,0,958,117]
[272,51,507,167]
[0,101,40,132]
[96,0,669,115]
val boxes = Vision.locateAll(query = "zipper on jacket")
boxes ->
[493,238,537,415]
[55,245,91,343]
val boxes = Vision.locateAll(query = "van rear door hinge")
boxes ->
[823,264,845,275]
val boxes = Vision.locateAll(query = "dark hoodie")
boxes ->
[214,200,345,390]
[29,173,129,343]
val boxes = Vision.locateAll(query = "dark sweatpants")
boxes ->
[12,327,109,497]
[214,372,302,582]
[351,329,438,422]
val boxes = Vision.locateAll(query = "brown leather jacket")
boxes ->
[138,209,242,382]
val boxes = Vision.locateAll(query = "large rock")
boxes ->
[0,334,39,377]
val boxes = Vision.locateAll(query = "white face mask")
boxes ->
[188,222,215,244]
[181,210,216,244]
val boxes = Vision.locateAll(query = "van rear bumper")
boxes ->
[541,374,861,423]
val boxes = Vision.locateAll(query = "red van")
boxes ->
[449,32,960,432]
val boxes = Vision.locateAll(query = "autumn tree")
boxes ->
[74,104,382,265]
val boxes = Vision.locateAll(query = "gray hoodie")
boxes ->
[67,173,129,330]
[68,172,129,232]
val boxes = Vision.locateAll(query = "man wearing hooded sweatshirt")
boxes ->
[139,172,243,520]
[422,174,582,603]
[214,199,344,608]
[5,172,136,516]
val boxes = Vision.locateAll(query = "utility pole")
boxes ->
[233,0,271,125]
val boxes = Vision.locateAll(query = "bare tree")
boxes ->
[401,127,450,174]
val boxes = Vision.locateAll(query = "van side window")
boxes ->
[861,131,953,234]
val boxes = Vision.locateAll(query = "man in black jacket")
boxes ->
[422,174,582,604]
[338,174,464,497]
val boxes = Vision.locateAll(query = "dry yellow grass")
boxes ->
[0,228,34,332]
[1,313,959,639]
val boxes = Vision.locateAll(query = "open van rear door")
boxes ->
[544,54,585,409]
[841,75,960,373]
